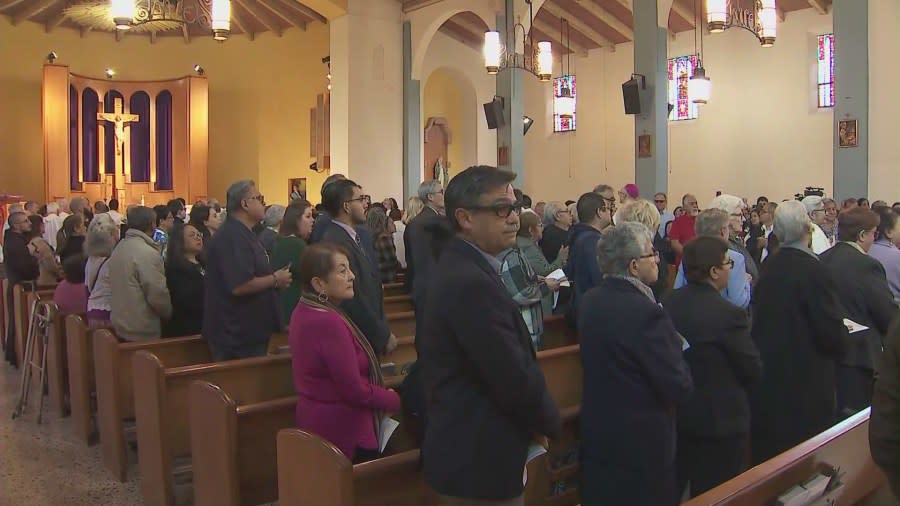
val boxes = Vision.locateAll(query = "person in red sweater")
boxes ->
[53,254,88,314]
[289,242,400,463]
[669,193,700,267]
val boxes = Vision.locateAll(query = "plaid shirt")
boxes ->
[373,233,400,284]
[498,245,550,349]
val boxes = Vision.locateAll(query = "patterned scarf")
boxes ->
[610,274,657,302]
[299,293,386,443]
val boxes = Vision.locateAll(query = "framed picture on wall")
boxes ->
[637,134,652,158]
[288,178,307,202]
[838,119,858,148]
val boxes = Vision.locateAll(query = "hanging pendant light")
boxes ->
[706,0,727,32]
[484,31,502,75]
[536,41,553,82]
[110,0,135,30]
[689,65,711,104]
[211,0,231,41]
[481,0,551,82]
[758,0,777,47]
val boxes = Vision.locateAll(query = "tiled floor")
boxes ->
[0,363,143,505]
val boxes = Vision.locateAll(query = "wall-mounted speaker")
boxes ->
[622,78,642,115]
[483,96,505,129]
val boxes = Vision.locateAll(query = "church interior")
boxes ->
[1,0,900,504]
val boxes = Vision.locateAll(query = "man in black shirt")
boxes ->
[4,212,38,366]
[203,180,291,360]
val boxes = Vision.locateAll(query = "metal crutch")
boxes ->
[12,300,56,423]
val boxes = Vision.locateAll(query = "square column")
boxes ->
[632,0,669,197]
[495,6,526,183]
[833,0,868,201]
[403,20,422,202]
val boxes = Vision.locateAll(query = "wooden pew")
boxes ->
[1,278,7,352]
[14,284,55,368]
[383,282,405,297]
[388,311,415,338]
[683,408,885,506]
[65,314,100,444]
[383,294,413,313]
[93,331,210,482]
[133,352,297,506]
[542,315,578,350]
[46,309,83,417]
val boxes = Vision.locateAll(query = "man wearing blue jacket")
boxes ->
[565,191,613,326]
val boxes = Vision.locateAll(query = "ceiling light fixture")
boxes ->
[483,0,551,82]
[690,0,712,104]
[193,64,205,76]
[107,0,231,41]
[706,0,778,47]
[105,68,116,79]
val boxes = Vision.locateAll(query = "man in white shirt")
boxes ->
[43,201,65,249]
[801,195,832,254]
[106,198,124,226]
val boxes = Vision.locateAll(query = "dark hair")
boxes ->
[298,242,350,293]
[279,200,312,237]
[38,204,48,217]
[385,197,399,210]
[683,236,730,284]
[370,202,387,213]
[166,222,205,272]
[27,215,44,240]
[564,200,575,206]
[522,194,533,208]
[153,205,172,228]
[445,165,516,231]
[389,208,402,221]
[858,198,870,207]
[517,210,540,238]
[513,188,524,202]
[127,206,157,234]
[576,192,606,224]
[94,201,109,213]
[167,199,185,217]
[366,207,391,236]
[321,179,361,217]
[108,198,119,211]
[189,204,211,225]
[57,214,85,254]
[837,207,879,242]
[756,196,769,205]
[62,254,87,284]
[875,208,899,241]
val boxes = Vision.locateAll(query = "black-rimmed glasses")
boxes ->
[637,249,659,260]
[466,201,524,218]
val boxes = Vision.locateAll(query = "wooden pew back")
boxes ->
[46,309,83,417]
[383,295,413,313]
[684,409,884,506]
[387,310,415,337]
[65,314,99,444]
[383,282,405,297]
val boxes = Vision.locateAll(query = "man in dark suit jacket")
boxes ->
[421,166,560,505]
[319,179,396,355]
[663,236,763,497]
[871,318,900,500]
[403,179,445,304]
[4,212,39,366]
[819,207,898,417]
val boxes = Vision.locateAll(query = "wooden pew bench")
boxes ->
[383,282,406,297]
[388,311,415,337]
[65,314,101,444]
[683,408,886,506]
[383,294,413,313]
[46,309,84,417]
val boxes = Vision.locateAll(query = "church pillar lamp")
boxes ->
[481,0,551,83]
[705,0,778,47]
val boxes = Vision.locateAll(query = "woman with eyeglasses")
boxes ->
[162,222,206,337]
[539,201,573,262]
[663,236,762,498]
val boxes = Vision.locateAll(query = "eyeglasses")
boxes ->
[720,258,735,269]
[430,190,444,196]
[186,231,203,239]
[466,201,523,218]
[345,197,367,204]
[245,194,265,204]
[654,200,666,204]
[637,249,659,260]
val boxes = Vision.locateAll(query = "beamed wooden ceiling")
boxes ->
[401,0,833,54]
[0,0,328,42]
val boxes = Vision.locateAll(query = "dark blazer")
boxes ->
[321,221,389,354]
[2,230,39,284]
[578,277,693,506]
[870,318,900,499]
[421,237,561,501]
[750,247,848,464]
[663,282,763,437]
[539,223,567,263]
[402,206,441,301]
[819,242,898,370]
[310,212,332,244]
[162,260,205,338]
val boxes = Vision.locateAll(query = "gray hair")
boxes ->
[695,209,729,237]
[596,222,653,277]
[568,203,579,224]
[264,204,286,228]
[801,195,824,214]
[127,206,156,234]
[707,194,744,215]
[85,213,118,257]
[543,201,567,226]
[226,179,256,213]
[593,184,614,194]
[614,199,660,234]
[774,200,812,244]
[70,197,89,215]
[46,202,59,214]
[417,180,443,203]
[8,203,23,214]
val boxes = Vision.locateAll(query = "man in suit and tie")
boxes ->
[320,178,397,355]
[421,166,561,505]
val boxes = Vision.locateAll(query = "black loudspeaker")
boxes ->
[483,96,505,129]
[622,78,642,115]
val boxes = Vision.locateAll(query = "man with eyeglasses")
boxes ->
[565,192,613,326]
[669,193,701,267]
[204,179,291,361]
[421,165,560,506]
[592,184,618,215]
[404,179,446,314]
[3,211,39,366]
[654,192,675,239]
[801,196,833,254]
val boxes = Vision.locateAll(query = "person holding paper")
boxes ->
[288,243,400,464]
[819,207,898,418]
[663,237,763,498]
[507,210,567,319]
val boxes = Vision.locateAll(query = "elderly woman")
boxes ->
[800,195,833,253]
[822,197,838,240]
[84,213,119,328]
[750,200,848,464]
[257,204,285,257]
[708,194,759,283]
[613,199,669,298]
[664,237,762,497]
[540,201,573,262]
[869,208,900,301]
[579,222,693,506]
[820,207,898,418]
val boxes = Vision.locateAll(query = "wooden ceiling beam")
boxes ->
[229,3,254,39]
[807,0,828,14]
[286,0,327,24]
[541,3,613,49]
[234,0,283,36]
[45,9,69,33]
[776,5,785,21]
[150,30,157,44]
[0,0,28,13]
[259,0,308,30]
[401,0,445,13]
[11,0,57,25]
[580,0,634,40]
[182,23,190,43]
[670,0,696,27]
[532,18,589,56]
[440,19,483,51]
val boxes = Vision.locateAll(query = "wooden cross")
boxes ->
[97,98,139,158]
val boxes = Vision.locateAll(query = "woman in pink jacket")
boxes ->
[289,243,400,463]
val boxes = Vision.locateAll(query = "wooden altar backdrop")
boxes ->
[42,64,208,206]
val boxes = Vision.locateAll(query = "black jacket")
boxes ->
[421,238,560,500]
[539,223,567,263]
[321,221,389,354]
[563,223,603,327]
[871,318,900,499]
[163,260,205,338]
[402,206,442,301]
[578,277,693,506]
[749,247,848,464]
[2,230,39,284]
[819,242,898,370]
[663,282,763,437]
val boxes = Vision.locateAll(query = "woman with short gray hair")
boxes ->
[749,198,848,465]
[540,201,572,262]
[578,222,693,506]
[85,213,120,328]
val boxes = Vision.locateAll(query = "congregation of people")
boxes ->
[3,171,900,505]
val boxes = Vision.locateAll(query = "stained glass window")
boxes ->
[553,75,576,132]
[817,34,835,108]
[668,55,699,121]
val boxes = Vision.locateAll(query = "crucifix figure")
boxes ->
[97,98,139,200]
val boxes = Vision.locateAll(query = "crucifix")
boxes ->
[97,98,139,200]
